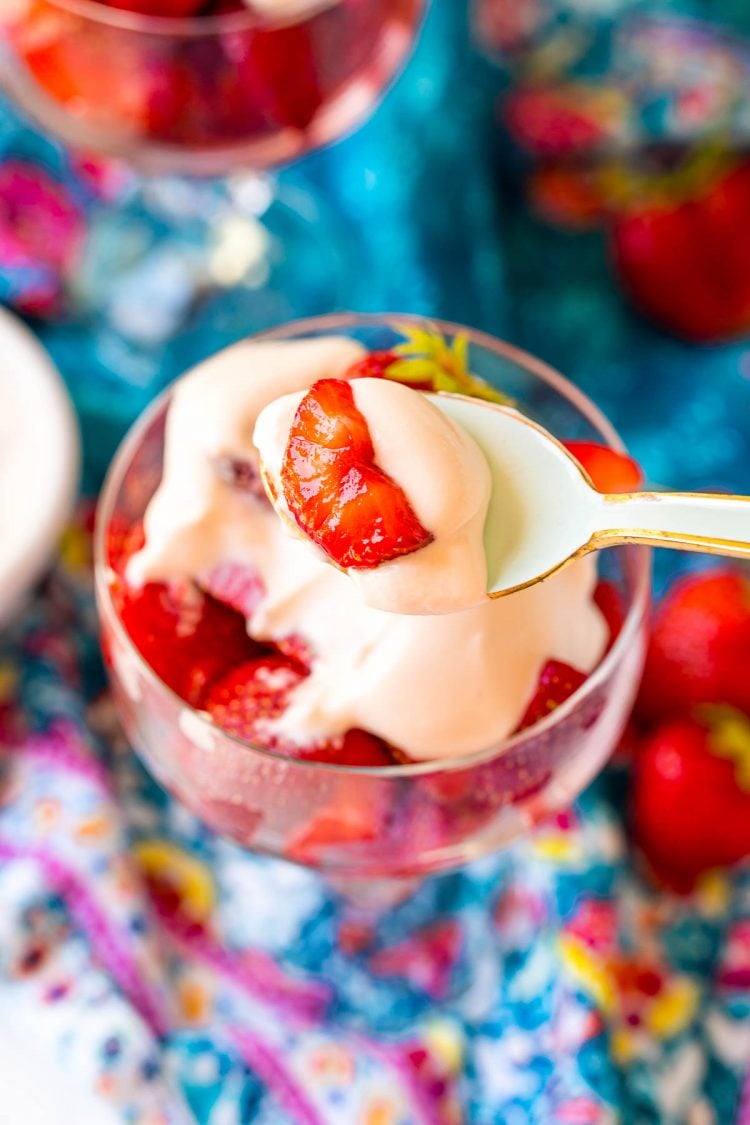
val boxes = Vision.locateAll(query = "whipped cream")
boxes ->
[129,337,608,761]
[242,0,339,20]
[254,377,492,615]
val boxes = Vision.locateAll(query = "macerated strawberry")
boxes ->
[205,656,391,765]
[120,582,263,706]
[516,659,587,732]
[281,378,433,570]
[564,441,642,494]
[205,655,304,744]
[638,568,750,722]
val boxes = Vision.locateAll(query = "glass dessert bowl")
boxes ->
[1,0,422,174]
[94,313,650,880]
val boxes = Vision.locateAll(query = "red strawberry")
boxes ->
[594,578,626,650]
[564,441,642,494]
[611,161,750,342]
[345,350,399,380]
[205,656,391,765]
[205,655,305,743]
[281,378,433,570]
[516,659,587,732]
[631,710,750,891]
[120,582,263,706]
[638,569,750,722]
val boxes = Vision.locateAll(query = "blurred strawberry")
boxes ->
[516,659,587,731]
[631,709,750,891]
[529,164,608,231]
[564,441,642,494]
[611,160,750,342]
[249,23,323,131]
[20,31,149,138]
[504,84,627,159]
[287,782,385,864]
[637,569,750,722]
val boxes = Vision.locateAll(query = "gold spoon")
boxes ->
[431,394,750,598]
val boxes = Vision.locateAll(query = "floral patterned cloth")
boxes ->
[3,1,750,1121]
[2,515,750,1124]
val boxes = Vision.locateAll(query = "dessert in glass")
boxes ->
[0,2,424,343]
[2,0,422,174]
[94,313,650,887]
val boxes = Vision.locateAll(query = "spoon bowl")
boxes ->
[431,393,750,597]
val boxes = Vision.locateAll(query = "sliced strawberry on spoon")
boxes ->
[280,378,433,570]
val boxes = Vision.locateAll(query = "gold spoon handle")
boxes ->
[592,491,750,559]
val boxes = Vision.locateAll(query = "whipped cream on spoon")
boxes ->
[432,394,750,597]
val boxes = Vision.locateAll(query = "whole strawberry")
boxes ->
[637,569,750,723]
[611,160,750,342]
[631,709,750,891]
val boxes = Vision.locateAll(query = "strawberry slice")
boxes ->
[205,656,392,765]
[281,378,433,570]
[120,583,264,707]
[516,659,587,731]
[564,441,642,494]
